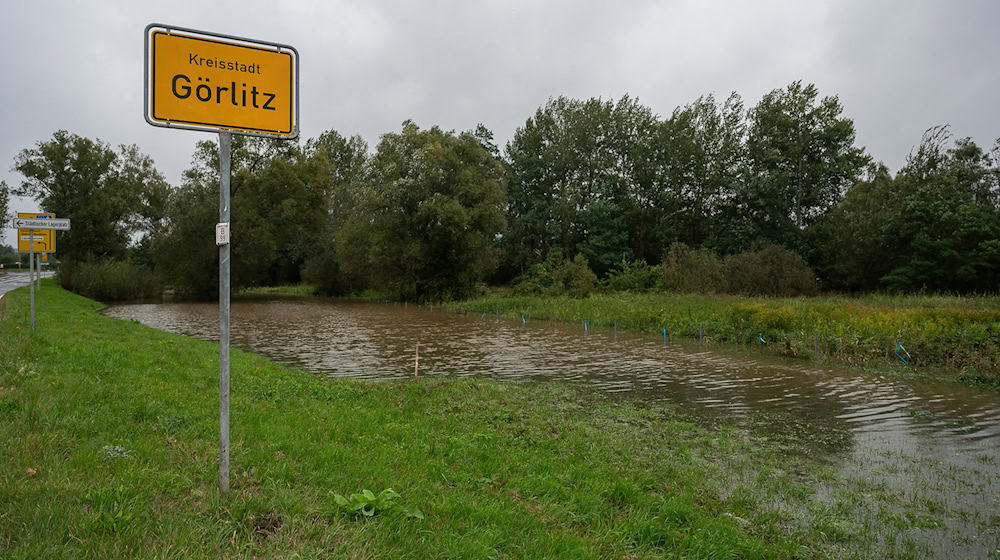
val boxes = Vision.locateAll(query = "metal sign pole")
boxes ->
[145,23,296,495]
[29,229,35,330]
[36,253,41,291]
[218,132,232,494]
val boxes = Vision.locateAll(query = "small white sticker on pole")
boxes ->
[216,222,231,246]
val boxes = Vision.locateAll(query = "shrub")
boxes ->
[560,254,598,298]
[301,249,344,296]
[723,244,819,297]
[60,259,162,301]
[604,259,661,293]
[514,249,597,298]
[660,243,725,294]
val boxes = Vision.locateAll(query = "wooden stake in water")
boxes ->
[814,336,819,360]
[414,343,419,382]
[699,325,703,344]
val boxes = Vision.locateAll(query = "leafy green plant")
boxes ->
[723,244,819,296]
[660,243,725,294]
[604,258,661,293]
[82,486,138,534]
[62,259,162,301]
[513,249,597,298]
[332,488,424,519]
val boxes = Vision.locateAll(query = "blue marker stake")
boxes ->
[663,328,667,346]
[521,314,526,325]
[584,320,588,335]
[895,341,911,364]
[481,312,486,320]
[758,333,767,344]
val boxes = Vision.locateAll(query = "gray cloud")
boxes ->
[4,1,999,247]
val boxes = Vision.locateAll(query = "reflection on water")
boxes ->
[103,299,1000,557]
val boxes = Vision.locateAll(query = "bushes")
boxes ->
[723,245,819,297]
[58,259,161,302]
[654,243,819,297]
[301,248,345,297]
[660,243,725,294]
[604,259,661,293]
[514,250,598,298]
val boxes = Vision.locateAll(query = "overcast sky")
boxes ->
[3,0,999,247]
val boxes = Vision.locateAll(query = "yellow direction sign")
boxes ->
[17,212,55,253]
[145,24,298,138]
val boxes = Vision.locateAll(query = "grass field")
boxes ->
[450,292,1000,387]
[1,282,989,558]
[237,284,318,298]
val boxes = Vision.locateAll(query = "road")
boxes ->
[0,271,54,299]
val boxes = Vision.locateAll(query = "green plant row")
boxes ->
[57,259,161,302]
[453,292,1000,385]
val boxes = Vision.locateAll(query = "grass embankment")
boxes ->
[1,282,976,558]
[452,293,1000,386]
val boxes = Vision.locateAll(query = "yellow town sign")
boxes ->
[145,24,298,138]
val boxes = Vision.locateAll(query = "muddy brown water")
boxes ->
[103,299,1000,557]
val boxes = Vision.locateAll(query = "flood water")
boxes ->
[103,298,1000,557]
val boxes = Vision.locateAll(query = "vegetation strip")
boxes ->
[3,282,983,558]
[450,292,1000,387]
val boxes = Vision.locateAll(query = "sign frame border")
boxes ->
[144,23,300,139]
[17,212,56,254]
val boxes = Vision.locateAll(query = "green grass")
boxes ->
[237,284,318,298]
[450,292,1000,387]
[0,282,986,558]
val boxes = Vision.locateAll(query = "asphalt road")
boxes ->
[0,271,53,298]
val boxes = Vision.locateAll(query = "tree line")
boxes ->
[8,81,1000,299]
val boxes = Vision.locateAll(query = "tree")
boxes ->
[653,93,747,255]
[151,177,219,298]
[0,243,15,266]
[302,130,370,295]
[13,131,168,263]
[503,96,660,276]
[879,128,1000,292]
[306,130,369,189]
[807,164,900,291]
[153,135,334,297]
[576,200,630,277]
[812,127,1000,293]
[734,82,870,253]
[0,181,9,222]
[337,121,506,300]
